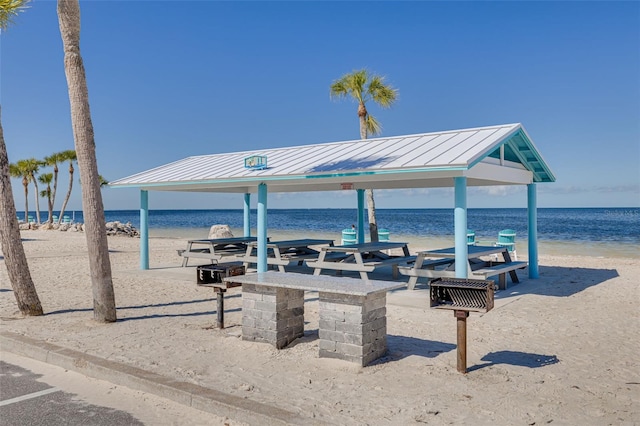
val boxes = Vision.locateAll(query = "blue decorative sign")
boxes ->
[244,155,267,170]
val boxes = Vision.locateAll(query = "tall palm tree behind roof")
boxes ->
[330,68,398,241]
[330,69,398,139]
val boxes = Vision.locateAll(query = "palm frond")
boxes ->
[0,0,30,30]
[365,114,382,137]
[329,80,348,99]
[367,75,398,108]
[38,172,53,184]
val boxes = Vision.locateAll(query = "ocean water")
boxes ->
[20,208,639,258]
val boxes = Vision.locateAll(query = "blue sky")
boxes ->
[2,1,639,212]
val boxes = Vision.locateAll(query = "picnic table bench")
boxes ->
[179,237,258,267]
[471,261,528,289]
[306,241,416,280]
[224,271,404,366]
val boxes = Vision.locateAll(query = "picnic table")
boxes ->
[239,238,335,272]
[179,236,258,267]
[399,245,527,290]
[306,241,415,280]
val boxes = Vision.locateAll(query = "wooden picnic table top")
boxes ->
[247,238,334,250]
[187,236,258,245]
[321,241,408,253]
[418,245,507,258]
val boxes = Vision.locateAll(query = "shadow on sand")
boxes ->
[493,265,619,299]
[371,335,457,364]
[46,295,240,317]
[284,331,456,365]
[467,350,560,372]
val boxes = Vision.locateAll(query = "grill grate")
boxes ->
[430,278,494,313]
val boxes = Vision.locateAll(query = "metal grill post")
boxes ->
[455,310,469,373]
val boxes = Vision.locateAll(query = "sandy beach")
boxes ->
[1,230,639,425]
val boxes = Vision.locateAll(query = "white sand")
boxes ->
[1,230,639,425]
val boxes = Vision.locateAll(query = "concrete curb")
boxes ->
[0,331,314,425]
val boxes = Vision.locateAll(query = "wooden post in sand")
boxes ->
[455,310,470,373]
[215,288,226,329]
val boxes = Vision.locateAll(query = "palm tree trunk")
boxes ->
[358,102,367,140]
[366,188,378,242]
[47,190,54,223]
[358,102,378,241]
[31,175,41,224]
[51,165,59,216]
[22,180,29,222]
[58,164,73,224]
[58,0,116,322]
[0,107,44,316]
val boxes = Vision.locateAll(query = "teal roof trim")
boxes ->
[470,125,556,183]
[111,165,469,190]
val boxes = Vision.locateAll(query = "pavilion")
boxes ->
[109,123,555,279]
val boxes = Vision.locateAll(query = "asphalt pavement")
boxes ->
[0,351,228,426]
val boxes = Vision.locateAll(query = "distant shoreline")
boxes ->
[144,227,638,260]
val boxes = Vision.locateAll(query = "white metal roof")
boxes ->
[109,123,555,194]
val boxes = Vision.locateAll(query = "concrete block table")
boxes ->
[224,271,405,366]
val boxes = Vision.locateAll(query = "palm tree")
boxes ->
[330,69,398,242]
[43,151,68,220]
[38,173,54,223]
[22,158,43,224]
[58,0,116,322]
[56,149,76,224]
[9,160,31,222]
[0,0,43,316]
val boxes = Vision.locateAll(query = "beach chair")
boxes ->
[27,215,35,224]
[51,215,59,223]
[62,215,72,224]
[378,228,391,253]
[495,229,517,260]
[341,228,356,245]
[467,230,476,246]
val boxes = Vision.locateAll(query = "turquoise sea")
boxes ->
[19,208,639,258]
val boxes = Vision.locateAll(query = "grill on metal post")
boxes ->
[430,278,495,373]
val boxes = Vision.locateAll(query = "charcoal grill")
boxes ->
[196,262,245,329]
[430,277,494,313]
[429,277,495,373]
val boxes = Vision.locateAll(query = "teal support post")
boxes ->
[243,193,251,237]
[357,189,365,243]
[527,184,539,278]
[140,190,149,270]
[454,177,468,278]
[257,183,268,273]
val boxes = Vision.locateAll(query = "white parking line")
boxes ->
[0,387,60,407]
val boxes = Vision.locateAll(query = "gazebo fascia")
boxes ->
[110,123,555,280]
